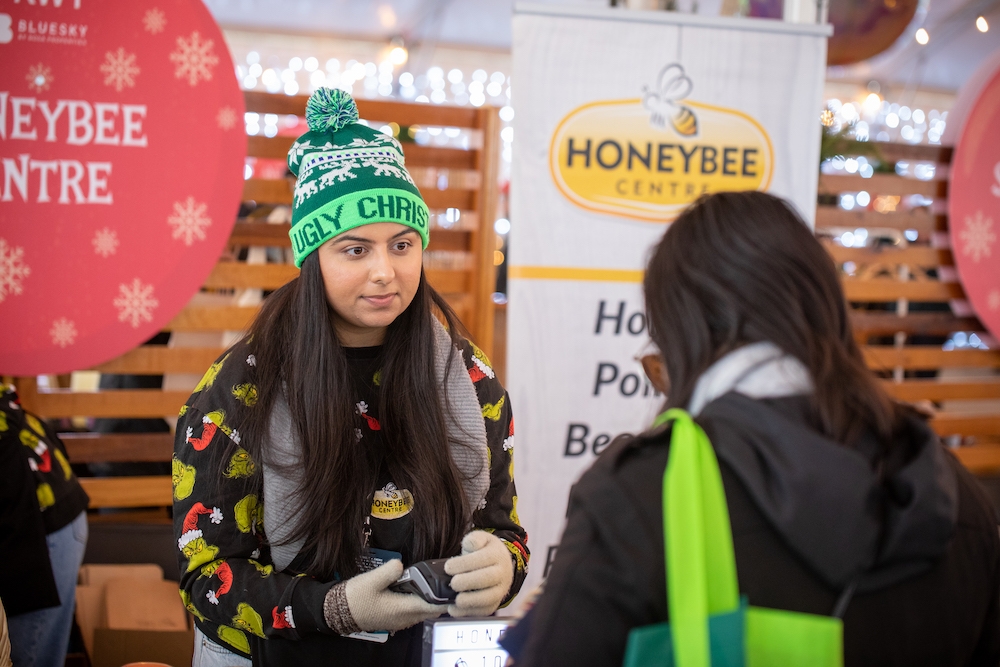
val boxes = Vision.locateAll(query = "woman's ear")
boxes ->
[640,354,670,395]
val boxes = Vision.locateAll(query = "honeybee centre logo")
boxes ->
[550,63,774,222]
[371,482,414,520]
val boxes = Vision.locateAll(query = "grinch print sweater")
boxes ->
[173,336,528,658]
[0,384,89,616]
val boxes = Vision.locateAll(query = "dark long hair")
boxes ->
[238,252,470,580]
[644,191,902,446]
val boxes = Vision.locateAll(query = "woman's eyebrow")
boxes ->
[332,234,372,244]
[331,229,418,246]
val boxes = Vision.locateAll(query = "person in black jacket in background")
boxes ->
[0,384,89,667]
[517,192,1000,667]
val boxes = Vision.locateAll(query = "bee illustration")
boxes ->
[642,64,698,137]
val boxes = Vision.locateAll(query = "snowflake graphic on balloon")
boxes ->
[114,278,159,328]
[216,106,237,131]
[959,211,996,263]
[3,0,247,376]
[100,47,140,92]
[986,289,1000,312]
[92,228,119,258]
[168,197,212,246]
[0,238,30,303]
[143,8,166,34]
[26,63,53,93]
[50,318,78,348]
[170,31,219,86]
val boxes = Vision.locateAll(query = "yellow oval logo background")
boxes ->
[550,98,774,222]
[372,486,414,520]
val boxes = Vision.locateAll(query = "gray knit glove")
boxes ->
[445,531,515,617]
[323,559,448,634]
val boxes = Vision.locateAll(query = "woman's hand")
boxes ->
[445,531,515,617]
[323,560,447,634]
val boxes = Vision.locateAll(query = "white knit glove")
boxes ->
[445,531,515,617]
[323,560,448,634]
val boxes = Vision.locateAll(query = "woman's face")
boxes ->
[317,222,422,347]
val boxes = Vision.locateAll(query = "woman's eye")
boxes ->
[394,241,411,251]
[346,246,365,256]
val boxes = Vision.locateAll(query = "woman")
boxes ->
[517,192,999,666]
[0,384,89,667]
[174,89,528,667]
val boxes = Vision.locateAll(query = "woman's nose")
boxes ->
[369,247,395,284]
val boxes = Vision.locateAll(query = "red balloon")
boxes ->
[0,0,245,375]
[949,64,1000,341]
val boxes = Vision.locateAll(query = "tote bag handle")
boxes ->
[652,409,741,667]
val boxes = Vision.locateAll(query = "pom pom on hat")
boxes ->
[305,88,359,133]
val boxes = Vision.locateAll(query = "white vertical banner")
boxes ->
[507,4,830,610]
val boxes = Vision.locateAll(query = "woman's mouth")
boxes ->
[362,294,396,307]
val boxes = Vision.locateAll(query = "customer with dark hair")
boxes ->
[174,89,527,667]
[517,191,1000,666]
[0,384,89,667]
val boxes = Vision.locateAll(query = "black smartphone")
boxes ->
[390,559,458,604]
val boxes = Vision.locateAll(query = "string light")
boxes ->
[977,16,989,32]
[862,93,881,114]
[233,49,519,153]
[389,46,408,65]
[915,28,929,44]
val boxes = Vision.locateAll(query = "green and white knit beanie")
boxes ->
[286,88,430,267]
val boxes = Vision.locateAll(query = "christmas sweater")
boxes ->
[0,384,89,615]
[173,335,528,658]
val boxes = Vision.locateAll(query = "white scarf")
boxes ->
[263,318,489,571]
[687,341,813,417]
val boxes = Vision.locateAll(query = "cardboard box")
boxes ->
[75,563,193,667]
[91,628,194,667]
[79,563,164,588]
[105,578,188,632]
[74,584,105,657]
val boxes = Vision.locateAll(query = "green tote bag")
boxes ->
[622,409,844,667]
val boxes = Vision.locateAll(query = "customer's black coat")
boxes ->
[518,393,1000,667]
[0,386,89,616]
